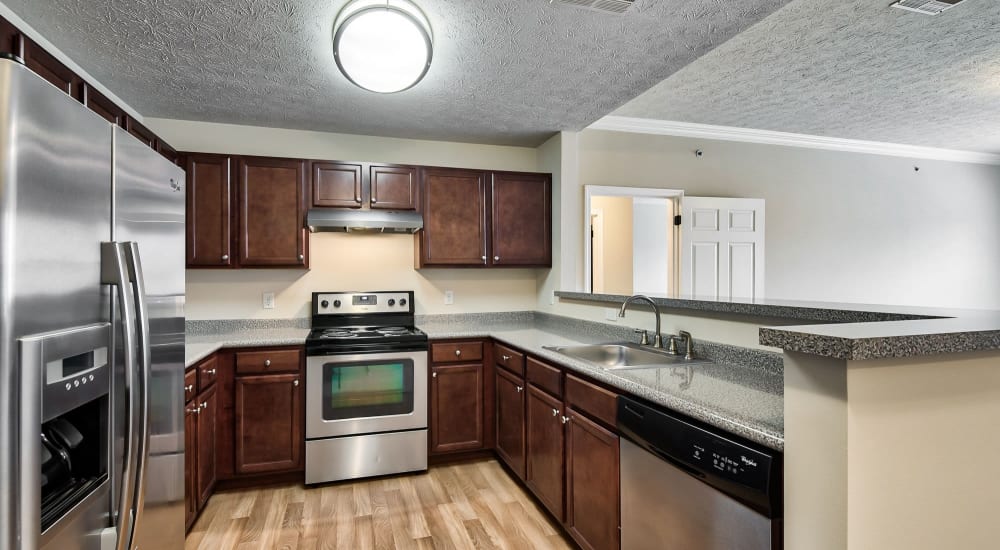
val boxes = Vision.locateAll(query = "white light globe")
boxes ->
[333,1,433,94]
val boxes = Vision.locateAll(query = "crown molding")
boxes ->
[588,116,1000,166]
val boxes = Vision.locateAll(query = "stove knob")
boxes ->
[320,300,329,308]
[399,298,407,307]
[333,300,342,308]
[388,299,396,306]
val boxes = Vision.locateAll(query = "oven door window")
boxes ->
[322,359,415,420]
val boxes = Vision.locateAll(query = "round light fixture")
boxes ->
[333,0,433,94]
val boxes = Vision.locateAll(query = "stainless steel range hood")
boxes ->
[307,209,424,233]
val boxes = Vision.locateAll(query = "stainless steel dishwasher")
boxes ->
[617,396,782,550]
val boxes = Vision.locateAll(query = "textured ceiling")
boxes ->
[614,0,1000,154]
[2,0,791,146]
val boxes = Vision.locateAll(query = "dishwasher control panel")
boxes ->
[685,429,772,491]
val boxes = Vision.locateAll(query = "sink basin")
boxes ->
[543,342,709,370]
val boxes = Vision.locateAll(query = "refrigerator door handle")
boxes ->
[123,242,152,550]
[100,242,139,550]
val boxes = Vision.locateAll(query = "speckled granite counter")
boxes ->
[185,319,309,367]
[418,313,784,451]
[556,291,1000,360]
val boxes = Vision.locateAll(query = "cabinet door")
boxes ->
[184,403,198,530]
[186,154,234,267]
[82,83,126,127]
[238,157,308,267]
[22,38,81,100]
[430,364,484,454]
[156,140,181,166]
[370,164,418,210]
[418,168,487,266]
[490,172,551,267]
[312,161,363,208]
[234,374,302,474]
[125,116,157,149]
[196,384,217,509]
[526,384,565,521]
[0,16,21,57]
[495,367,526,479]
[566,408,620,550]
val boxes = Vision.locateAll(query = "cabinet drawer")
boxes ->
[431,341,483,363]
[197,355,219,390]
[235,348,302,375]
[184,368,198,403]
[565,374,618,429]
[494,343,525,376]
[526,357,562,398]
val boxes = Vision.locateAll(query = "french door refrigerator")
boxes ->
[0,59,185,550]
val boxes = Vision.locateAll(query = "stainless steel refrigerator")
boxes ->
[0,59,185,550]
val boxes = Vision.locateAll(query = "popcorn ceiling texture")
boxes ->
[614,0,1000,153]
[2,0,789,146]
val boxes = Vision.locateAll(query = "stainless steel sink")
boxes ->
[543,342,709,370]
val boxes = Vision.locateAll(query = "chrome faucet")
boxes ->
[619,295,663,348]
[668,330,695,360]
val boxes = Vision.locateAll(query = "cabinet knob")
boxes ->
[370,197,378,204]
[502,355,511,361]
[186,407,200,415]
[184,384,194,392]
[293,379,299,386]
[432,372,438,378]
[552,408,559,417]
[494,256,500,262]
[454,349,461,356]
[200,402,207,410]
[298,254,304,261]
[206,368,216,376]
[481,255,487,263]
[264,359,271,367]
[221,254,229,262]
[561,416,570,424]
[516,386,523,393]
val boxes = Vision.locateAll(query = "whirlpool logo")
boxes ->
[741,456,757,467]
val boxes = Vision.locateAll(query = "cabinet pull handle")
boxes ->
[206,369,216,376]
[454,349,461,356]
[561,416,570,424]
[432,372,438,378]
[293,380,299,386]
[264,359,271,367]
[552,408,559,417]
[221,254,229,262]
[502,355,510,361]
[516,386,523,393]
[494,256,500,262]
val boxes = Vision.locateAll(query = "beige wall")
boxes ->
[590,196,633,294]
[150,118,544,320]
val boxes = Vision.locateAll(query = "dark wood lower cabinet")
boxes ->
[430,363,484,454]
[234,373,303,474]
[196,384,217,508]
[495,367,526,478]
[566,407,620,550]
[525,384,565,522]
[184,399,198,530]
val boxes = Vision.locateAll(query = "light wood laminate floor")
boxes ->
[185,459,574,550]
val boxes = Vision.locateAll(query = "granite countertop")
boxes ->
[419,314,784,451]
[556,291,1000,360]
[185,321,310,367]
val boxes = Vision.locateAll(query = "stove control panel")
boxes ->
[314,292,413,315]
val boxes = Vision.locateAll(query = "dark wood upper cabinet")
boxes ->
[82,83,126,127]
[234,373,303,474]
[238,157,308,268]
[491,172,551,267]
[22,37,81,100]
[495,367,526,479]
[0,16,22,58]
[185,154,233,268]
[156,140,180,165]
[430,363,485,454]
[417,168,488,267]
[526,384,566,521]
[312,161,363,208]
[370,164,418,210]
[565,407,621,550]
[125,116,157,149]
[196,384,217,509]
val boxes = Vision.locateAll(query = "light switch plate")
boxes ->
[262,292,275,309]
[444,290,454,305]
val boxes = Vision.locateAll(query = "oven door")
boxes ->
[306,350,427,439]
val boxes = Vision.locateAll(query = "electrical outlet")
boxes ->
[444,290,454,305]
[262,292,275,309]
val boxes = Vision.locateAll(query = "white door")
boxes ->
[680,197,765,300]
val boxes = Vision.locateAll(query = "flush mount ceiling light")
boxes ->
[333,0,433,93]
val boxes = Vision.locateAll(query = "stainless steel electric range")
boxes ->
[304,291,429,484]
